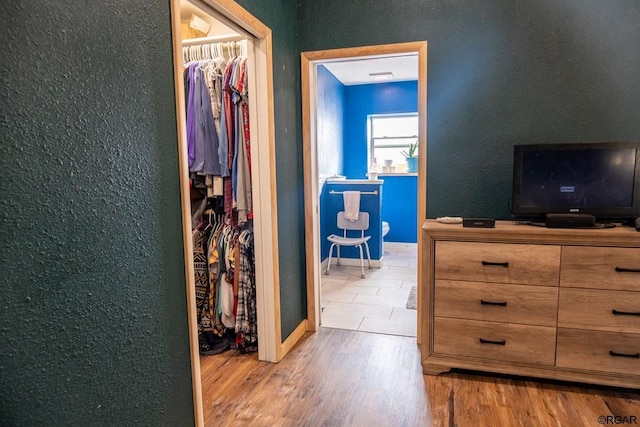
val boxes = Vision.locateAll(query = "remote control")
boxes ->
[436,216,463,224]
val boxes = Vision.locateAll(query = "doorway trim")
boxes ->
[301,42,428,339]
[169,1,302,425]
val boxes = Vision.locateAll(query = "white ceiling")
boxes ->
[321,55,418,86]
[181,0,239,39]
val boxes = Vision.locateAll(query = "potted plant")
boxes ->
[401,140,419,173]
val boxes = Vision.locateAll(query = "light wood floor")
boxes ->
[200,328,639,426]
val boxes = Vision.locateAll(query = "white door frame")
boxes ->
[301,42,428,338]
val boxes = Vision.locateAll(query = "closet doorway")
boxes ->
[169,1,302,425]
[301,42,428,341]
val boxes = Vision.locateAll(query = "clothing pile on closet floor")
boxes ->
[193,213,257,355]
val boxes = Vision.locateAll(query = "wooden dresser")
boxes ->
[421,220,640,388]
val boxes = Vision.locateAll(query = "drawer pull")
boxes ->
[480,299,507,307]
[612,309,640,317]
[615,267,640,273]
[479,338,506,345]
[481,261,509,267]
[609,350,640,359]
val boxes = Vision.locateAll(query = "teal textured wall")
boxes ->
[317,65,346,260]
[297,0,640,219]
[237,0,306,340]
[1,1,194,425]
[8,0,636,423]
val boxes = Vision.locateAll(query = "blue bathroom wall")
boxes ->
[321,182,383,261]
[317,65,346,258]
[318,80,419,256]
[342,81,419,243]
[343,81,418,178]
[317,65,345,180]
[381,175,418,243]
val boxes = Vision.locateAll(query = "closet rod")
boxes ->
[182,34,246,46]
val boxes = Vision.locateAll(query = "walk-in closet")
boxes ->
[179,0,258,358]
[177,2,264,421]
[172,1,303,423]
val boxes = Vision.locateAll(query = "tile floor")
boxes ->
[320,242,417,337]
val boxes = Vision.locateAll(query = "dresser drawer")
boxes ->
[434,280,558,326]
[435,242,560,286]
[560,246,640,291]
[557,328,640,376]
[558,288,640,333]
[433,317,556,366]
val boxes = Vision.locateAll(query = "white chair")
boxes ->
[326,211,372,279]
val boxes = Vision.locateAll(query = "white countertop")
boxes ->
[325,179,384,184]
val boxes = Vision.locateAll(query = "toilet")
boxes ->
[382,221,390,254]
[382,221,390,238]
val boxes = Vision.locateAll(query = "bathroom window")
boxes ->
[369,113,418,173]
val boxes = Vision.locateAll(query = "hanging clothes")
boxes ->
[184,42,253,220]
[207,221,226,338]
[232,58,252,225]
[193,226,229,355]
[186,63,197,168]
[186,40,258,355]
[235,228,257,350]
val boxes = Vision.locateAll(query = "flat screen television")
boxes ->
[511,142,640,223]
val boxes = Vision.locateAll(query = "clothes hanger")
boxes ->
[239,228,252,246]
[184,46,196,65]
[225,42,234,61]
[240,40,247,58]
[204,211,213,231]
[212,212,219,232]
[217,213,224,232]
[197,45,214,70]
[213,43,224,71]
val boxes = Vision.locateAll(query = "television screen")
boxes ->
[512,142,640,220]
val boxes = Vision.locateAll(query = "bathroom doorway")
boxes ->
[301,42,428,341]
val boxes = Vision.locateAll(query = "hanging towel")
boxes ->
[343,191,361,222]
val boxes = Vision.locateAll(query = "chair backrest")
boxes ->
[337,211,369,237]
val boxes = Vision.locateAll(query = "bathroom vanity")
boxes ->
[322,178,384,265]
